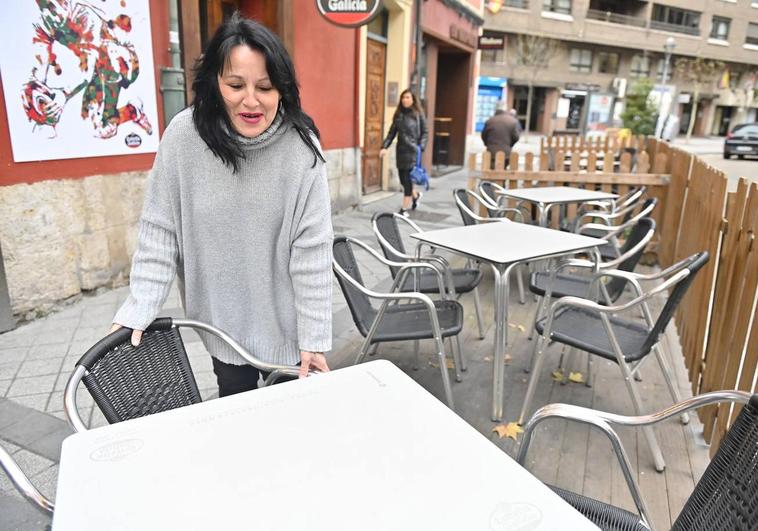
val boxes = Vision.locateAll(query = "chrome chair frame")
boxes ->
[0,445,55,514]
[64,318,312,433]
[372,212,486,340]
[519,253,706,472]
[517,390,752,531]
[333,236,462,409]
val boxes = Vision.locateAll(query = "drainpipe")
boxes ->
[412,0,422,95]
[354,28,363,210]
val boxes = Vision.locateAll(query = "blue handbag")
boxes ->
[410,145,430,190]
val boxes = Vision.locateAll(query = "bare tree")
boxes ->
[674,57,724,140]
[506,34,558,133]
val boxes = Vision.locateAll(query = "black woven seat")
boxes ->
[78,319,202,424]
[536,307,649,363]
[529,218,654,302]
[548,486,648,531]
[367,300,463,342]
[399,268,482,294]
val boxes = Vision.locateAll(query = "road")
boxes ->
[699,153,758,192]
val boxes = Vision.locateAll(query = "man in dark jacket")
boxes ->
[481,109,520,168]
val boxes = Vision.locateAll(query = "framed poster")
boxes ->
[0,1,160,162]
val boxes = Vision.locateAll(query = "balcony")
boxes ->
[650,19,700,36]
[586,8,646,28]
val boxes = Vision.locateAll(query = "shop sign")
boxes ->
[450,25,478,49]
[478,31,505,50]
[565,83,602,92]
[316,0,381,27]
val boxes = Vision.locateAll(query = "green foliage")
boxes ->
[620,79,657,136]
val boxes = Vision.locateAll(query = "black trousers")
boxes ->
[212,357,270,398]
[398,167,413,197]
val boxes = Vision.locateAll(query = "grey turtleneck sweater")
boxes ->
[113,109,333,366]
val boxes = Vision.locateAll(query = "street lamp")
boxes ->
[662,36,676,84]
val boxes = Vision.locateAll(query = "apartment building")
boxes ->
[479,0,758,136]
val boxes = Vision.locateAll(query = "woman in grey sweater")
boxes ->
[111,14,332,397]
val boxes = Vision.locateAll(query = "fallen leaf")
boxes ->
[508,323,527,333]
[552,370,565,381]
[483,356,493,362]
[492,422,524,441]
[568,371,585,384]
[429,359,456,369]
[504,354,513,364]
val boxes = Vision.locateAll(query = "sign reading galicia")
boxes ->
[317,0,382,27]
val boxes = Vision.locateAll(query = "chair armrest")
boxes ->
[516,391,751,530]
[0,445,54,514]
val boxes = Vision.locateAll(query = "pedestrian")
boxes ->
[379,89,428,217]
[481,108,520,169]
[109,13,332,397]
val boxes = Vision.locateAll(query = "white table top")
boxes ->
[52,361,597,531]
[498,186,618,205]
[410,221,605,266]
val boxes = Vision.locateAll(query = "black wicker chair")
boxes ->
[518,390,758,531]
[64,317,304,432]
[372,211,485,339]
[477,181,534,223]
[519,252,709,472]
[577,198,657,261]
[332,235,463,409]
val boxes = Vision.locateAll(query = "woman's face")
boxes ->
[401,92,414,108]
[218,45,281,138]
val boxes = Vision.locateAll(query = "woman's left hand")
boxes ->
[298,351,330,378]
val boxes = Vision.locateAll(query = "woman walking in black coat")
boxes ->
[380,89,428,216]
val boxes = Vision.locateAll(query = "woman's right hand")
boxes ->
[109,323,143,346]
[379,148,387,157]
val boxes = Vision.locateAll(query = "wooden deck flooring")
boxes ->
[330,263,710,531]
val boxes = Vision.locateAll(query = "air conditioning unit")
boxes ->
[612,78,627,98]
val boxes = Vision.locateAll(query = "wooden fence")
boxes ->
[469,137,758,454]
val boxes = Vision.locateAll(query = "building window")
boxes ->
[597,52,619,74]
[710,16,731,40]
[630,54,650,78]
[543,0,571,15]
[651,4,701,35]
[747,23,758,46]
[505,0,529,8]
[569,48,592,73]
[481,49,504,63]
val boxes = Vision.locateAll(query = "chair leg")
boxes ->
[560,347,575,385]
[369,343,379,356]
[472,286,486,340]
[528,295,546,341]
[620,362,666,472]
[585,352,594,388]
[516,265,526,305]
[413,340,420,371]
[653,343,689,425]
[448,337,463,382]
[435,340,455,410]
[356,337,373,365]
[519,334,548,425]
[525,323,543,374]
[454,335,467,372]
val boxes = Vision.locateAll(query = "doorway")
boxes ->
[362,38,387,193]
[433,48,471,167]
[513,86,547,133]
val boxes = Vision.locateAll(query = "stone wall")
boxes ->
[0,146,361,319]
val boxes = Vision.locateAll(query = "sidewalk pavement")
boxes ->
[672,135,724,156]
[0,166,473,530]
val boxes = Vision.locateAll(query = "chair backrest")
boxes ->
[641,251,709,355]
[74,318,202,425]
[672,394,758,530]
[478,181,512,218]
[333,236,375,336]
[372,212,406,278]
[453,188,478,226]
[605,217,656,301]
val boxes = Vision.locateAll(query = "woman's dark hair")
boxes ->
[192,13,324,171]
[392,89,424,121]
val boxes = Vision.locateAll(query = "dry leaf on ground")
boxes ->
[568,371,585,384]
[492,422,524,441]
[552,370,565,381]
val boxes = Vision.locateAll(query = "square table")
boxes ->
[411,221,605,421]
[52,361,598,530]
[498,186,618,226]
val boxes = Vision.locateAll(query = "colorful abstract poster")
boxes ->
[0,1,159,162]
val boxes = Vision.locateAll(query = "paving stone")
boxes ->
[30,463,59,501]
[26,342,71,361]
[9,395,51,412]
[0,346,31,363]
[16,359,62,378]
[0,361,21,381]
[0,491,54,531]
[71,325,107,344]
[0,332,36,349]
[27,426,73,462]
[6,376,57,398]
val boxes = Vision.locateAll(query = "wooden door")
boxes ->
[362,39,386,193]
[202,0,240,48]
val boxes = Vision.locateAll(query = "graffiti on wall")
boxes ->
[0,1,159,162]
